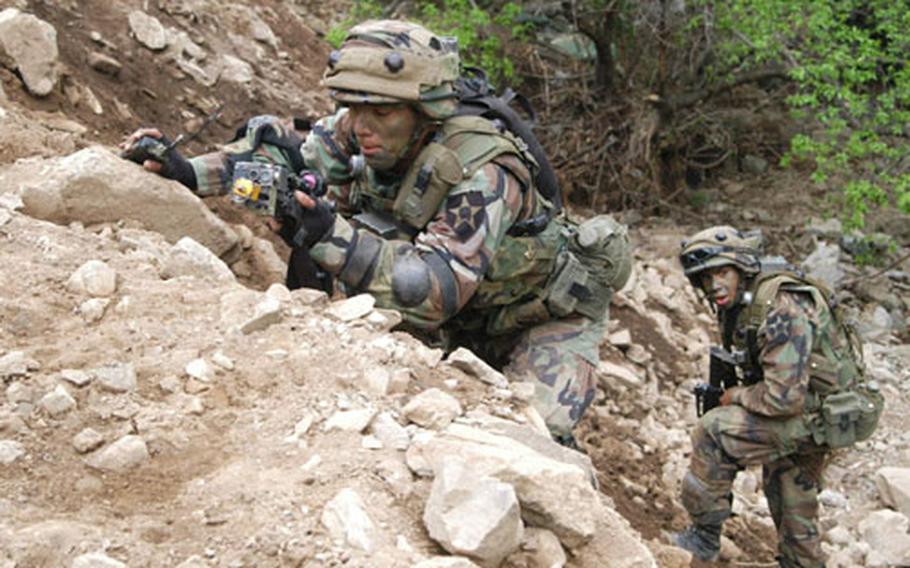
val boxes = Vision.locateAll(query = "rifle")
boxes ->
[692,346,741,417]
[229,161,327,249]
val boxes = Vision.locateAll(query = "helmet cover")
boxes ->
[679,225,764,283]
[323,20,460,119]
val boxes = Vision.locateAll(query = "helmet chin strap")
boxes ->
[731,274,755,308]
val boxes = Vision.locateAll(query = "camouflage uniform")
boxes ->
[187,20,632,441]
[676,226,881,567]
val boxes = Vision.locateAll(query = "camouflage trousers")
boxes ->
[681,405,828,568]
[502,315,606,439]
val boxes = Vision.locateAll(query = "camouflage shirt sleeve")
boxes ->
[308,159,527,330]
[732,290,818,417]
[299,109,359,214]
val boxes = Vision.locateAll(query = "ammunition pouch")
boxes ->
[811,382,883,448]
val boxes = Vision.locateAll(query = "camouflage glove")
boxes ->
[277,197,335,249]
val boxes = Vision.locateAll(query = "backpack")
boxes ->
[454,67,562,213]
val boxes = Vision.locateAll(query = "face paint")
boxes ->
[348,103,421,171]
[701,265,741,309]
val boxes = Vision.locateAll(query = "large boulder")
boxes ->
[406,417,655,567]
[423,458,523,567]
[0,146,239,258]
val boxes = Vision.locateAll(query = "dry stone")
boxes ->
[875,466,910,517]
[72,428,104,454]
[649,542,692,568]
[6,382,33,404]
[128,10,168,50]
[185,358,214,382]
[161,237,235,282]
[505,526,566,568]
[78,298,110,322]
[0,351,35,379]
[608,329,632,348]
[324,408,377,433]
[320,488,377,553]
[446,347,508,387]
[39,385,76,417]
[407,422,599,548]
[596,361,643,389]
[0,9,59,96]
[403,388,463,430]
[221,54,254,83]
[326,293,375,321]
[85,435,149,472]
[87,52,122,76]
[0,147,238,258]
[801,241,844,290]
[410,419,654,566]
[412,558,481,568]
[858,509,910,566]
[67,260,117,297]
[423,457,523,567]
[0,439,25,464]
[72,552,126,568]
[93,363,137,393]
[239,236,287,285]
[370,412,411,450]
[239,296,283,334]
[565,509,656,568]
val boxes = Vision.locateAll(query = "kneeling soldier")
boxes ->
[672,226,882,567]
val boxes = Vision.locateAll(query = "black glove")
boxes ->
[121,135,197,190]
[278,197,335,249]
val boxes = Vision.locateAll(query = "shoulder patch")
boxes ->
[445,191,487,241]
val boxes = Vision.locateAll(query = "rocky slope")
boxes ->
[1,2,909,568]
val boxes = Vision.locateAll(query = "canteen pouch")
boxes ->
[817,383,882,448]
[819,391,860,448]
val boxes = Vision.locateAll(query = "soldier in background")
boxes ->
[120,20,632,448]
[671,226,882,567]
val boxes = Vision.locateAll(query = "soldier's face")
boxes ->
[701,265,741,309]
[349,103,420,171]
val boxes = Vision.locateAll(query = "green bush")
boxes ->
[698,0,910,229]
[326,0,383,48]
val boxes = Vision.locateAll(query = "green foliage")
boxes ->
[418,0,529,84]
[327,1,528,85]
[326,0,383,48]
[695,0,910,229]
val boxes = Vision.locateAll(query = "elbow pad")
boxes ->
[391,253,432,307]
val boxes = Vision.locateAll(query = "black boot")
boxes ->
[671,524,721,562]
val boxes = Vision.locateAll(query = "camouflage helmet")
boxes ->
[679,226,763,285]
[322,20,460,120]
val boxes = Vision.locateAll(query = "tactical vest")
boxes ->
[349,116,559,333]
[349,115,630,336]
[727,270,882,447]
[349,115,542,235]
[727,271,863,397]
